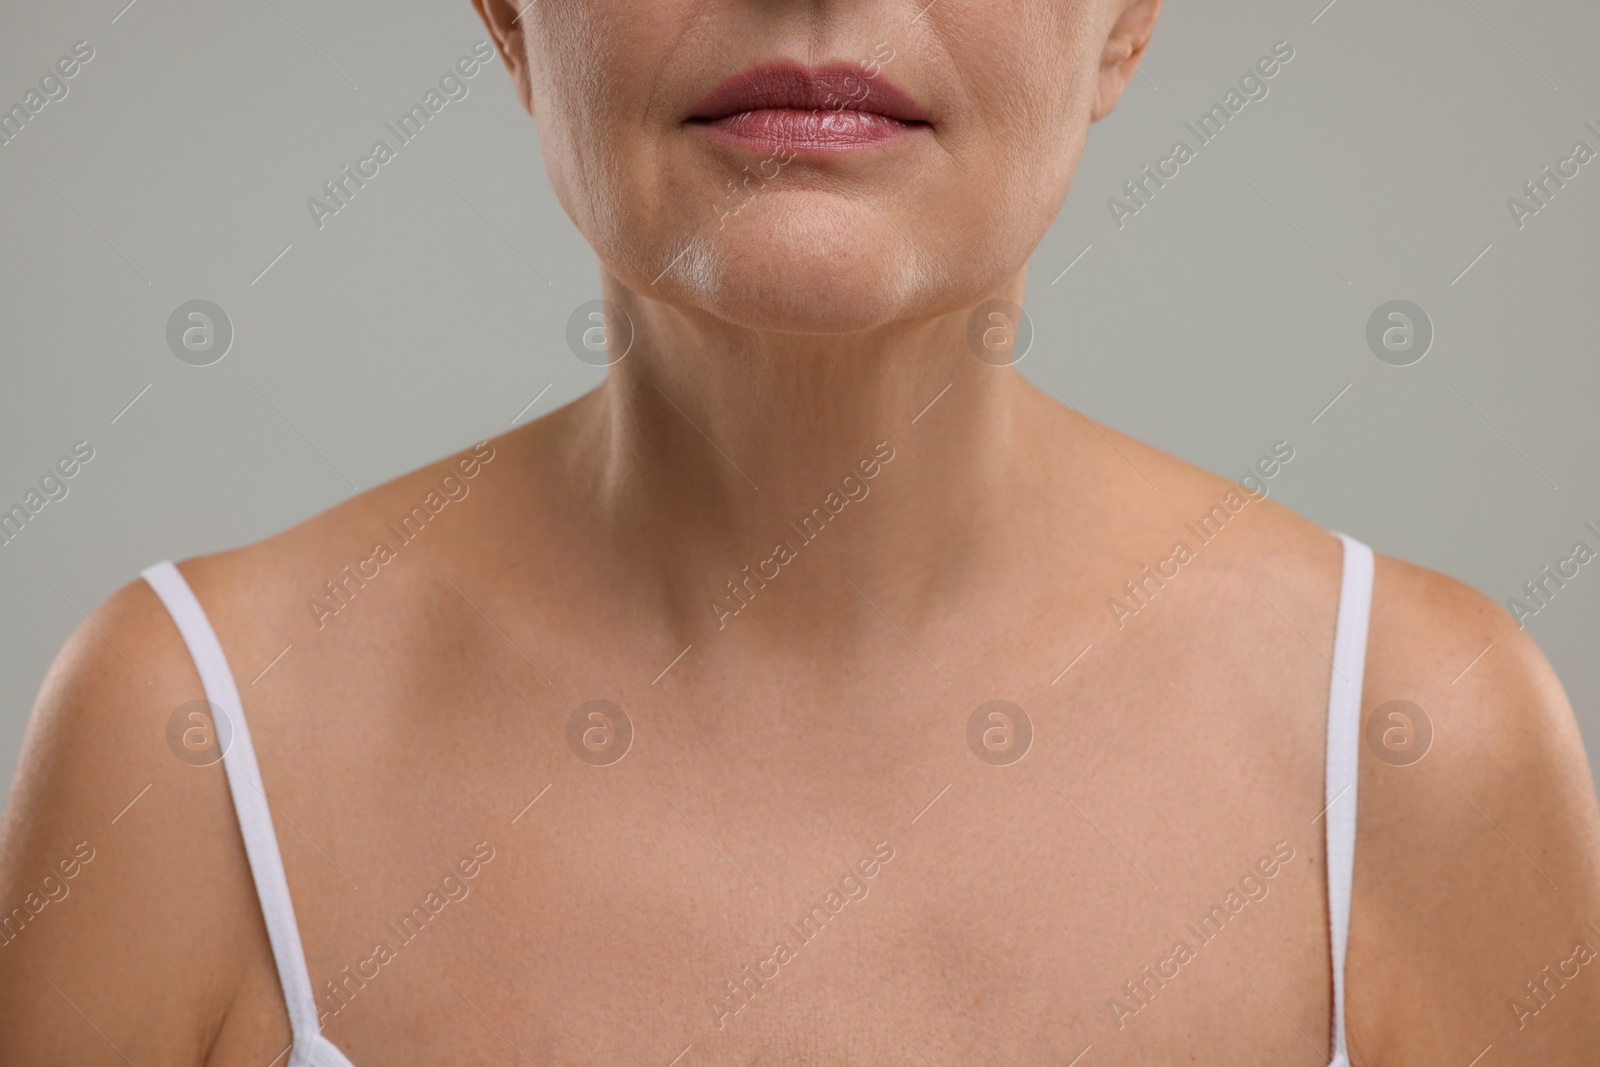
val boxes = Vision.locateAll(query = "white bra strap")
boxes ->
[142,562,323,1065]
[1324,533,1373,1065]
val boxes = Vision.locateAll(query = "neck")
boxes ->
[560,267,1056,646]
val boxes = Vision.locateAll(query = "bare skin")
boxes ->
[3,1,1599,1064]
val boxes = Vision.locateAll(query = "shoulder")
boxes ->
[1069,411,1600,1056]
[1348,554,1600,1061]
[1363,552,1587,782]
[1061,413,1344,616]
[0,430,531,1060]
[0,571,270,1060]
[172,427,535,658]
[1359,552,1600,891]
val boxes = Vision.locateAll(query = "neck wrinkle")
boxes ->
[563,268,1044,647]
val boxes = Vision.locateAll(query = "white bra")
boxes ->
[141,532,1374,1067]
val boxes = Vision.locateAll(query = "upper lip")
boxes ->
[689,61,929,124]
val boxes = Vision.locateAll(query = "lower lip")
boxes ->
[691,108,926,152]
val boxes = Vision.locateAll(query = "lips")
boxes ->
[687,61,930,152]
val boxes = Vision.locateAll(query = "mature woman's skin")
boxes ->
[3,0,1598,1063]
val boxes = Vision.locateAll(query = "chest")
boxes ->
[259,664,1338,1066]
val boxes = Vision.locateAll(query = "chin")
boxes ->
[648,195,944,334]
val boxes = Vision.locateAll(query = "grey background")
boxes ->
[2,0,1597,804]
